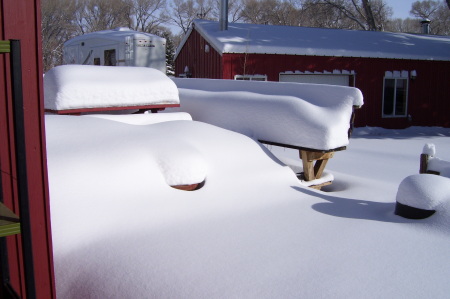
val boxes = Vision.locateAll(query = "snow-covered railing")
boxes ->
[44,65,180,114]
[172,78,364,187]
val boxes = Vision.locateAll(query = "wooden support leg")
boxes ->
[314,158,329,179]
[299,150,334,181]
[300,151,315,181]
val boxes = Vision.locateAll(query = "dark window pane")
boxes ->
[395,79,407,115]
[383,79,395,115]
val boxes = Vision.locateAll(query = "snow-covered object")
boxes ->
[422,143,436,156]
[86,112,192,125]
[396,174,450,211]
[422,143,450,177]
[173,78,363,151]
[177,19,450,61]
[428,157,450,177]
[44,65,179,111]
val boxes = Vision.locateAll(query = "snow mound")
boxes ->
[44,65,179,111]
[172,78,363,151]
[396,174,450,211]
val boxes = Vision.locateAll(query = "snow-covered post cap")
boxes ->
[422,143,436,156]
[395,174,450,219]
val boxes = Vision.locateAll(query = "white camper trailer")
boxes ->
[63,28,166,73]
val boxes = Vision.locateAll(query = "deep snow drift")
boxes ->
[46,114,450,299]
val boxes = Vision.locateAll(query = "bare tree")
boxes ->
[302,0,355,28]
[168,0,215,33]
[385,17,421,33]
[307,0,392,30]
[410,1,450,35]
[410,0,440,18]
[210,0,244,22]
[129,0,169,33]
[240,0,303,26]
[41,0,77,72]
[79,0,131,33]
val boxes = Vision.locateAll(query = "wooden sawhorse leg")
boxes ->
[299,150,334,181]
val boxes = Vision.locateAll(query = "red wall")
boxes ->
[1,0,55,298]
[175,29,222,79]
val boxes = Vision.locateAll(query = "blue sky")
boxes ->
[385,0,417,19]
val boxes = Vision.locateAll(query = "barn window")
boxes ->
[234,74,267,81]
[382,76,408,117]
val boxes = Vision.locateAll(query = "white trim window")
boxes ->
[234,74,267,81]
[382,71,409,117]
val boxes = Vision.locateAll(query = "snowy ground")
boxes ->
[46,114,450,298]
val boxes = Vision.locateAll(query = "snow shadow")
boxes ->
[291,186,415,223]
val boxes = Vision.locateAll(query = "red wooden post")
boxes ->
[0,1,56,298]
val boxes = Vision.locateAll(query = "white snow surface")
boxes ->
[396,174,450,210]
[86,111,192,125]
[46,112,450,298]
[177,19,450,61]
[172,78,363,151]
[44,65,179,111]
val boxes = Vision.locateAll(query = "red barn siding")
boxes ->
[1,0,56,297]
[176,29,222,78]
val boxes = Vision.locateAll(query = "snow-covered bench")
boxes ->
[172,78,363,188]
[44,65,180,114]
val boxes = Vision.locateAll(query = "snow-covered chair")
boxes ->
[44,65,180,115]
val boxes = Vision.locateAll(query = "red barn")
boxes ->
[175,20,450,128]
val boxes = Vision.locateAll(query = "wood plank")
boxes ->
[300,150,334,181]
[0,202,20,237]
[45,103,180,115]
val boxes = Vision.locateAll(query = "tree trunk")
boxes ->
[361,0,377,30]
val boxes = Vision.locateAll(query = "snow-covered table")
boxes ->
[172,78,363,188]
[44,65,180,114]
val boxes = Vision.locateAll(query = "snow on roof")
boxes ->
[172,78,363,151]
[64,27,165,46]
[44,65,179,111]
[177,19,450,61]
